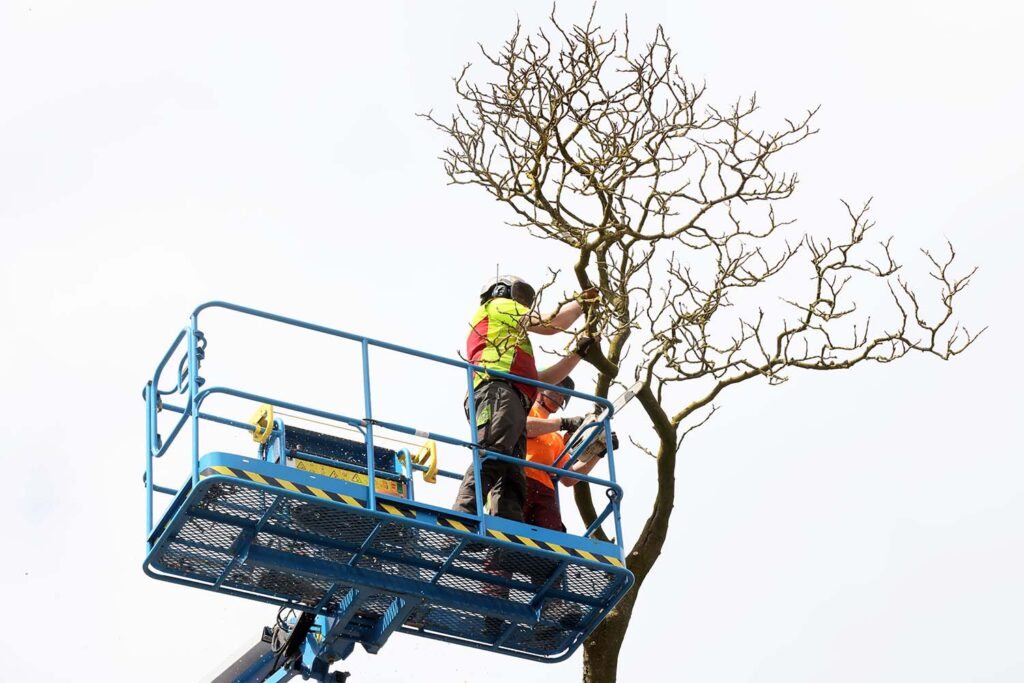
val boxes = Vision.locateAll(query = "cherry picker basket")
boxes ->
[144,302,633,664]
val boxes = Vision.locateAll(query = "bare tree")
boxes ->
[424,8,981,682]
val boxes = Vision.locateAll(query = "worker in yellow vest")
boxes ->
[452,275,597,523]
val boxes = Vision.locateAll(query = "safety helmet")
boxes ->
[479,275,536,308]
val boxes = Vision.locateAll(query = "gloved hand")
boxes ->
[596,432,620,458]
[573,335,598,357]
[577,431,618,463]
[560,416,585,434]
[576,287,601,303]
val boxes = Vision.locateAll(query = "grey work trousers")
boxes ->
[451,381,529,522]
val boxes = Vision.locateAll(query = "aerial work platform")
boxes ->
[143,302,633,680]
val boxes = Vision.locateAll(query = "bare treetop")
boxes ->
[425,9,979,434]
[430,12,813,245]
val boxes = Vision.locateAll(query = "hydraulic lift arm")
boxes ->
[215,611,349,683]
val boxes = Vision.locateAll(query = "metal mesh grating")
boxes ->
[367,522,429,567]
[251,531,353,565]
[411,527,465,562]
[417,605,511,645]
[275,499,378,548]
[355,553,427,581]
[160,518,240,580]
[539,598,594,629]
[358,594,397,619]
[159,547,229,581]
[372,521,454,565]
[224,565,335,607]
[562,564,616,602]
[194,482,271,523]
[504,623,573,654]
[435,570,506,599]
[148,472,632,659]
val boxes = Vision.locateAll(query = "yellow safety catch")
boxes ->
[248,403,274,444]
[414,440,438,484]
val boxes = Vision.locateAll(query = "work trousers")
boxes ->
[452,381,529,522]
[523,479,566,532]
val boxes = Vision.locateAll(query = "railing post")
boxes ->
[603,418,625,546]
[398,448,414,502]
[188,315,200,486]
[145,381,154,545]
[148,379,157,454]
[464,367,486,533]
[274,418,286,465]
[361,339,377,511]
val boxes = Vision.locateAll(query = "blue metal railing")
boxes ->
[144,301,625,552]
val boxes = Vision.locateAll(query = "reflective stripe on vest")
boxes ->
[466,298,539,402]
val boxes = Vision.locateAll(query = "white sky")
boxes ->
[2,1,1022,681]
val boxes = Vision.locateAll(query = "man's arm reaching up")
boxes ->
[524,288,599,335]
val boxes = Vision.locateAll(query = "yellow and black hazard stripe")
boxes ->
[201,465,367,508]
[482,528,625,568]
[436,516,479,534]
[436,516,624,568]
[202,465,423,521]
[200,466,625,569]
[377,502,416,519]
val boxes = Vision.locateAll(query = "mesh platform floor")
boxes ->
[147,472,632,660]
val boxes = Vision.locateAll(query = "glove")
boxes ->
[573,335,597,357]
[560,416,585,434]
[597,432,620,458]
[578,431,618,463]
[576,287,601,304]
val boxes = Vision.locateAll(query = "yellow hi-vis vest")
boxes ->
[466,298,539,402]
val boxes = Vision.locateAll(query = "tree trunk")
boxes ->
[579,400,676,683]
[582,637,621,683]
[581,608,628,683]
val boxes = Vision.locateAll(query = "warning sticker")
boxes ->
[293,459,406,496]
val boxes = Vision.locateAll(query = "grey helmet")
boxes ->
[540,376,575,410]
[555,376,574,409]
[479,275,536,308]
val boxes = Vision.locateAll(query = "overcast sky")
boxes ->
[2,1,1022,682]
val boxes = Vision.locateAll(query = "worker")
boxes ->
[521,376,617,532]
[452,274,597,523]
[478,376,616,636]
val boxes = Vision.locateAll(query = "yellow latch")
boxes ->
[413,440,438,484]
[248,403,274,444]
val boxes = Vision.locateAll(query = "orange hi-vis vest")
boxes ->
[466,297,539,402]
[525,404,565,490]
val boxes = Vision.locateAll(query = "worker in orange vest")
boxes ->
[522,376,616,532]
